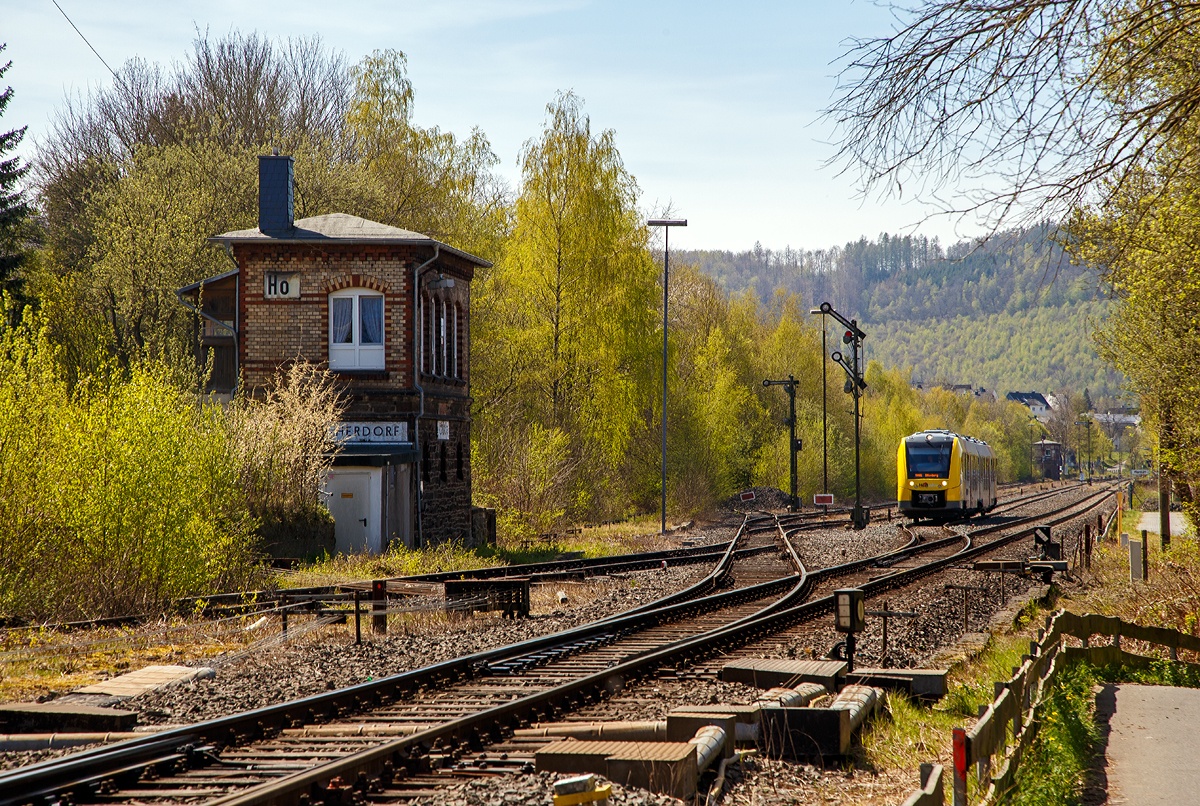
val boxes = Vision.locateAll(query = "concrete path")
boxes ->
[1099,684,1200,804]
[1135,512,1191,537]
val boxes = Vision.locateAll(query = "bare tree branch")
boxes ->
[826,1,1200,231]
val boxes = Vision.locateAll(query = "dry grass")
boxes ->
[1058,510,1200,661]
[274,542,500,588]
[0,569,650,704]
[0,615,270,703]
[274,515,690,589]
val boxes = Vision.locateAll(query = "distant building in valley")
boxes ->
[1006,391,1051,421]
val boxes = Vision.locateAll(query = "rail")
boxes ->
[0,492,1110,806]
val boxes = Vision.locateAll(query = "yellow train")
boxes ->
[897,430,997,522]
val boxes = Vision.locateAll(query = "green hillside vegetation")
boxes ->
[869,304,1123,395]
[680,225,1125,398]
[0,32,1130,621]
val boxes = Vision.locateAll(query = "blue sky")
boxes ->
[4,0,979,251]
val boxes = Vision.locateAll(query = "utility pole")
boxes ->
[809,307,829,497]
[763,375,803,511]
[821,302,868,530]
[647,218,687,534]
[1074,418,1094,484]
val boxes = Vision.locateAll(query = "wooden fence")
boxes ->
[900,609,1200,806]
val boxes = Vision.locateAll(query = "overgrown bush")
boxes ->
[227,361,345,555]
[0,317,259,621]
[472,423,579,544]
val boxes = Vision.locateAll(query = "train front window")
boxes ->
[907,442,952,478]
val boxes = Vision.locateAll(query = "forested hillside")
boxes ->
[2,31,1127,577]
[680,225,1125,397]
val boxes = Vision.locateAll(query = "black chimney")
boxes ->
[258,152,294,233]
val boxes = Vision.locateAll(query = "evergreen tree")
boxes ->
[0,44,31,308]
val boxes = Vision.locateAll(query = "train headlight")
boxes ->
[942,480,948,487]
[909,481,915,487]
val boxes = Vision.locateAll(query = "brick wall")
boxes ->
[417,415,474,547]
[230,240,476,548]
[232,242,473,393]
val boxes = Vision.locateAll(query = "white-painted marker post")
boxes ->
[1129,539,1144,582]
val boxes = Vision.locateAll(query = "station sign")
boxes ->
[264,272,300,299]
[739,491,756,502]
[332,421,409,444]
[814,493,834,505]
[1131,469,1152,477]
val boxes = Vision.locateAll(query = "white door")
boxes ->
[327,471,372,555]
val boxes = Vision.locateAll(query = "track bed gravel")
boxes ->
[131,563,715,726]
[410,771,685,806]
[0,485,1109,806]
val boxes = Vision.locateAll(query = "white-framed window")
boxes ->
[329,289,385,370]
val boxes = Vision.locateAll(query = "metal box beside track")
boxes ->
[444,576,530,617]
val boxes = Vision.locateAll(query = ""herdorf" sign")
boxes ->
[332,422,409,444]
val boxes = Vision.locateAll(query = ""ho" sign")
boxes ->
[264,272,300,299]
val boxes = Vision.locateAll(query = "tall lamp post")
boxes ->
[809,307,829,498]
[820,302,868,530]
[1074,418,1093,484]
[1027,414,1039,482]
[647,218,687,535]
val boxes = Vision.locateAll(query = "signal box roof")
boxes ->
[210,213,492,268]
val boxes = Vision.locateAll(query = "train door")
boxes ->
[966,452,974,509]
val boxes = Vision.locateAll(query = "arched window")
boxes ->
[329,289,384,370]
[431,295,441,375]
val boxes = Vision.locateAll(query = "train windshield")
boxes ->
[907,442,953,478]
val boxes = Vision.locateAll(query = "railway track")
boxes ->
[0,484,1116,806]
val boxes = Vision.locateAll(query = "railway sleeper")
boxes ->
[0,501,1113,806]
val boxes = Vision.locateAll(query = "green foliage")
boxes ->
[1092,659,1200,689]
[472,423,577,542]
[1009,662,1099,806]
[471,92,659,533]
[869,303,1121,397]
[346,49,508,261]
[22,30,1089,547]
[0,44,33,313]
[681,227,1123,398]
[1063,9,1200,520]
[31,36,505,384]
[0,313,258,621]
